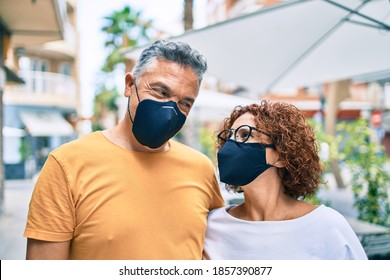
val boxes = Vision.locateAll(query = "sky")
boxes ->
[77,0,208,117]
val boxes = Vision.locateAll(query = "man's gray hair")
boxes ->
[132,40,207,84]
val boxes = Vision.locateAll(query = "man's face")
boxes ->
[130,58,200,117]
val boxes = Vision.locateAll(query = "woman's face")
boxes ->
[231,113,280,167]
[231,113,270,144]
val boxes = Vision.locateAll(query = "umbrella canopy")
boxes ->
[189,89,259,121]
[124,0,390,94]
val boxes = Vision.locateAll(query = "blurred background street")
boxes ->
[1,0,390,260]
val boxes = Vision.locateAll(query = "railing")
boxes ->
[360,233,390,259]
[10,70,76,97]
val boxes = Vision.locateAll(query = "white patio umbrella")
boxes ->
[188,89,259,122]
[124,0,390,94]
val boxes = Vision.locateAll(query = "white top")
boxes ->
[204,205,368,260]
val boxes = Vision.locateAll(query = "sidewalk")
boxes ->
[0,178,35,260]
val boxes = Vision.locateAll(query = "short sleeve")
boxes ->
[209,169,225,210]
[24,154,75,242]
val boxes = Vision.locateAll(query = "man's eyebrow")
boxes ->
[149,82,171,93]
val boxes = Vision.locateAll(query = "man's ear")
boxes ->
[124,72,135,98]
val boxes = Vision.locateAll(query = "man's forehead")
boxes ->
[141,58,196,76]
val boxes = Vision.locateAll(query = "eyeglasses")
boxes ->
[217,125,275,147]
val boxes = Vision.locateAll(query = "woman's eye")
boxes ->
[242,132,250,138]
[239,131,250,138]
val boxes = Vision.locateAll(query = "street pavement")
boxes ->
[0,178,35,260]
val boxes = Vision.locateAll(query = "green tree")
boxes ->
[92,86,119,131]
[304,120,334,205]
[337,118,390,226]
[310,118,390,225]
[101,5,153,73]
[199,127,217,163]
[19,137,31,161]
[93,5,155,130]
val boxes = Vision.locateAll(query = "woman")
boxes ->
[203,100,367,260]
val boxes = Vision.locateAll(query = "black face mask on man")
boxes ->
[127,82,186,149]
[217,139,276,186]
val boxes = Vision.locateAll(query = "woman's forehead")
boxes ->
[232,113,255,128]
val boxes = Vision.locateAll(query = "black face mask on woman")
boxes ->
[217,139,276,186]
[128,82,186,149]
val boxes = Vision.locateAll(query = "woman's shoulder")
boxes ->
[315,204,347,219]
[312,204,355,230]
[208,205,235,219]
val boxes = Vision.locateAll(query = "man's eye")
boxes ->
[153,89,169,97]
[177,102,192,115]
[179,101,192,109]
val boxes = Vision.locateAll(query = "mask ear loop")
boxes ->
[127,79,141,124]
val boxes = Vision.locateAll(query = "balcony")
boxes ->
[42,22,78,59]
[3,70,78,109]
[0,0,66,47]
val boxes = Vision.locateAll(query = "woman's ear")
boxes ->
[274,160,286,168]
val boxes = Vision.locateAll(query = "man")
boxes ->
[24,40,224,260]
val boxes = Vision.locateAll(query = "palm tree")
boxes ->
[93,5,155,130]
[101,5,153,73]
[184,0,194,31]
[92,86,119,131]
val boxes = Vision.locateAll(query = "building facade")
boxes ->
[0,0,80,190]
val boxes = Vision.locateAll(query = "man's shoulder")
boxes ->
[51,131,103,156]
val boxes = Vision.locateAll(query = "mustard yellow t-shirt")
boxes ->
[24,131,224,259]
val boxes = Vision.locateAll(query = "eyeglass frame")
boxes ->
[217,125,275,148]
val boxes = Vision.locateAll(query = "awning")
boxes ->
[2,65,25,84]
[0,0,65,47]
[2,126,27,137]
[123,0,390,94]
[20,110,74,137]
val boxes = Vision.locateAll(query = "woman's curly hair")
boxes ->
[218,100,324,199]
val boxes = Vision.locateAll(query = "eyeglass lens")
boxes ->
[235,126,252,143]
[218,125,255,144]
